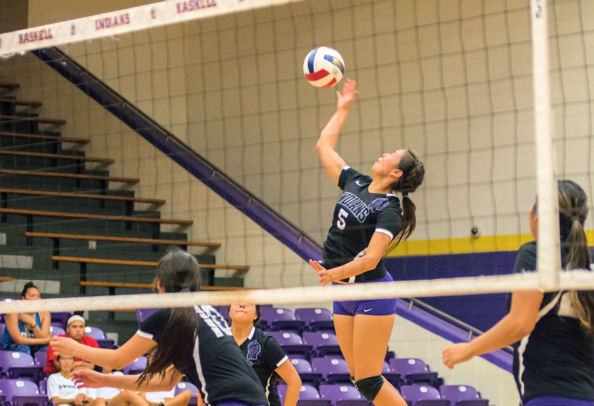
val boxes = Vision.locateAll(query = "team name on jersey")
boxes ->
[338,192,370,222]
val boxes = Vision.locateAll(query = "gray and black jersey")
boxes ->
[138,306,268,406]
[322,166,402,282]
[239,327,288,406]
[512,241,594,404]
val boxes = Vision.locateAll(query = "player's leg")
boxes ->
[333,301,356,378]
[164,390,191,406]
[109,390,147,406]
[352,305,405,406]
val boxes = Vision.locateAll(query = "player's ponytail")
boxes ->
[138,249,200,384]
[391,149,425,247]
[556,180,594,333]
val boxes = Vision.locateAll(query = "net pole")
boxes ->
[531,0,560,290]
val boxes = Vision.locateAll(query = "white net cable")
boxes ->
[1,270,594,314]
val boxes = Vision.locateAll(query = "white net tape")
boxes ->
[1,270,594,314]
[0,0,297,57]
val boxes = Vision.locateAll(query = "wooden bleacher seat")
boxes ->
[52,256,249,272]
[0,276,14,282]
[0,168,139,184]
[0,131,89,144]
[2,189,165,206]
[25,231,220,249]
[0,208,193,226]
[0,114,65,125]
[0,150,114,164]
[0,98,42,107]
[0,83,20,91]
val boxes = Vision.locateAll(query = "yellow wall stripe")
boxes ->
[387,230,594,257]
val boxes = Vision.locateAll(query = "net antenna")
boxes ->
[531,0,561,290]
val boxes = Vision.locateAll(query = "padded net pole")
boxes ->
[531,0,560,290]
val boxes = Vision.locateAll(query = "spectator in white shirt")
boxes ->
[47,355,106,406]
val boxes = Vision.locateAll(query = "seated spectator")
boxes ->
[47,355,106,406]
[1,281,51,354]
[109,389,191,406]
[44,315,100,373]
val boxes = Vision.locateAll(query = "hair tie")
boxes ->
[402,191,409,198]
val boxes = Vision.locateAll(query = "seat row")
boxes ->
[277,382,488,406]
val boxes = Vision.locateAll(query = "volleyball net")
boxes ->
[0,0,593,316]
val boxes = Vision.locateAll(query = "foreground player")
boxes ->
[443,180,594,406]
[50,249,268,406]
[309,79,425,406]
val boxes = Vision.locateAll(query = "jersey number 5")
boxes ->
[337,208,348,230]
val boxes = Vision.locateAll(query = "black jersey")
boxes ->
[512,241,594,404]
[322,166,402,282]
[238,327,288,406]
[138,306,268,406]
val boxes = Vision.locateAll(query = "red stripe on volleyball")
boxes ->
[323,78,337,88]
[305,69,330,81]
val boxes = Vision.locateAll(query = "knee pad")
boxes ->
[354,375,384,401]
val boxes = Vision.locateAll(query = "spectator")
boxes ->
[1,281,51,354]
[44,315,99,373]
[47,355,106,406]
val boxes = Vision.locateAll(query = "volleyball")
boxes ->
[303,47,345,88]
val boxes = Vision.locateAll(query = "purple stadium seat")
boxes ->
[0,379,48,406]
[289,358,322,385]
[311,357,351,383]
[319,383,370,406]
[401,384,450,406]
[32,351,46,368]
[136,308,157,326]
[50,312,71,328]
[389,358,439,386]
[302,331,341,357]
[84,326,105,340]
[122,356,147,375]
[37,379,46,395]
[49,324,65,337]
[440,385,488,406]
[259,307,305,331]
[175,381,198,405]
[0,351,42,382]
[267,331,312,359]
[278,383,331,406]
[295,308,334,331]
[382,360,402,387]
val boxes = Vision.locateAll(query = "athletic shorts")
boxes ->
[333,273,397,316]
[525,397,594,406]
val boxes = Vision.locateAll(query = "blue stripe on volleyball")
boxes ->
[307,48,318,73]
[324,54,344,74]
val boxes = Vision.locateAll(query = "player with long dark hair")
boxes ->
[443,180,594,406]
[309,79,425,406]
[50,249,268,406]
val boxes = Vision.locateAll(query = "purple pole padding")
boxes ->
[33,47,511,373]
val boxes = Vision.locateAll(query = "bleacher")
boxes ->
[0,85,248,334]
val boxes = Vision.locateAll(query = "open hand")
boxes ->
[71,368,105,389]
[336,79,358,111]
[50,336,79,357]
[308,260,334,286]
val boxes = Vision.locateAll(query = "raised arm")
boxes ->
[316,78,358,184]
[50,333,156,370]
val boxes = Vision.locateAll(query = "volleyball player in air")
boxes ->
[309,79,425,406]
[50,249,268,406]
[443,180,594,406]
